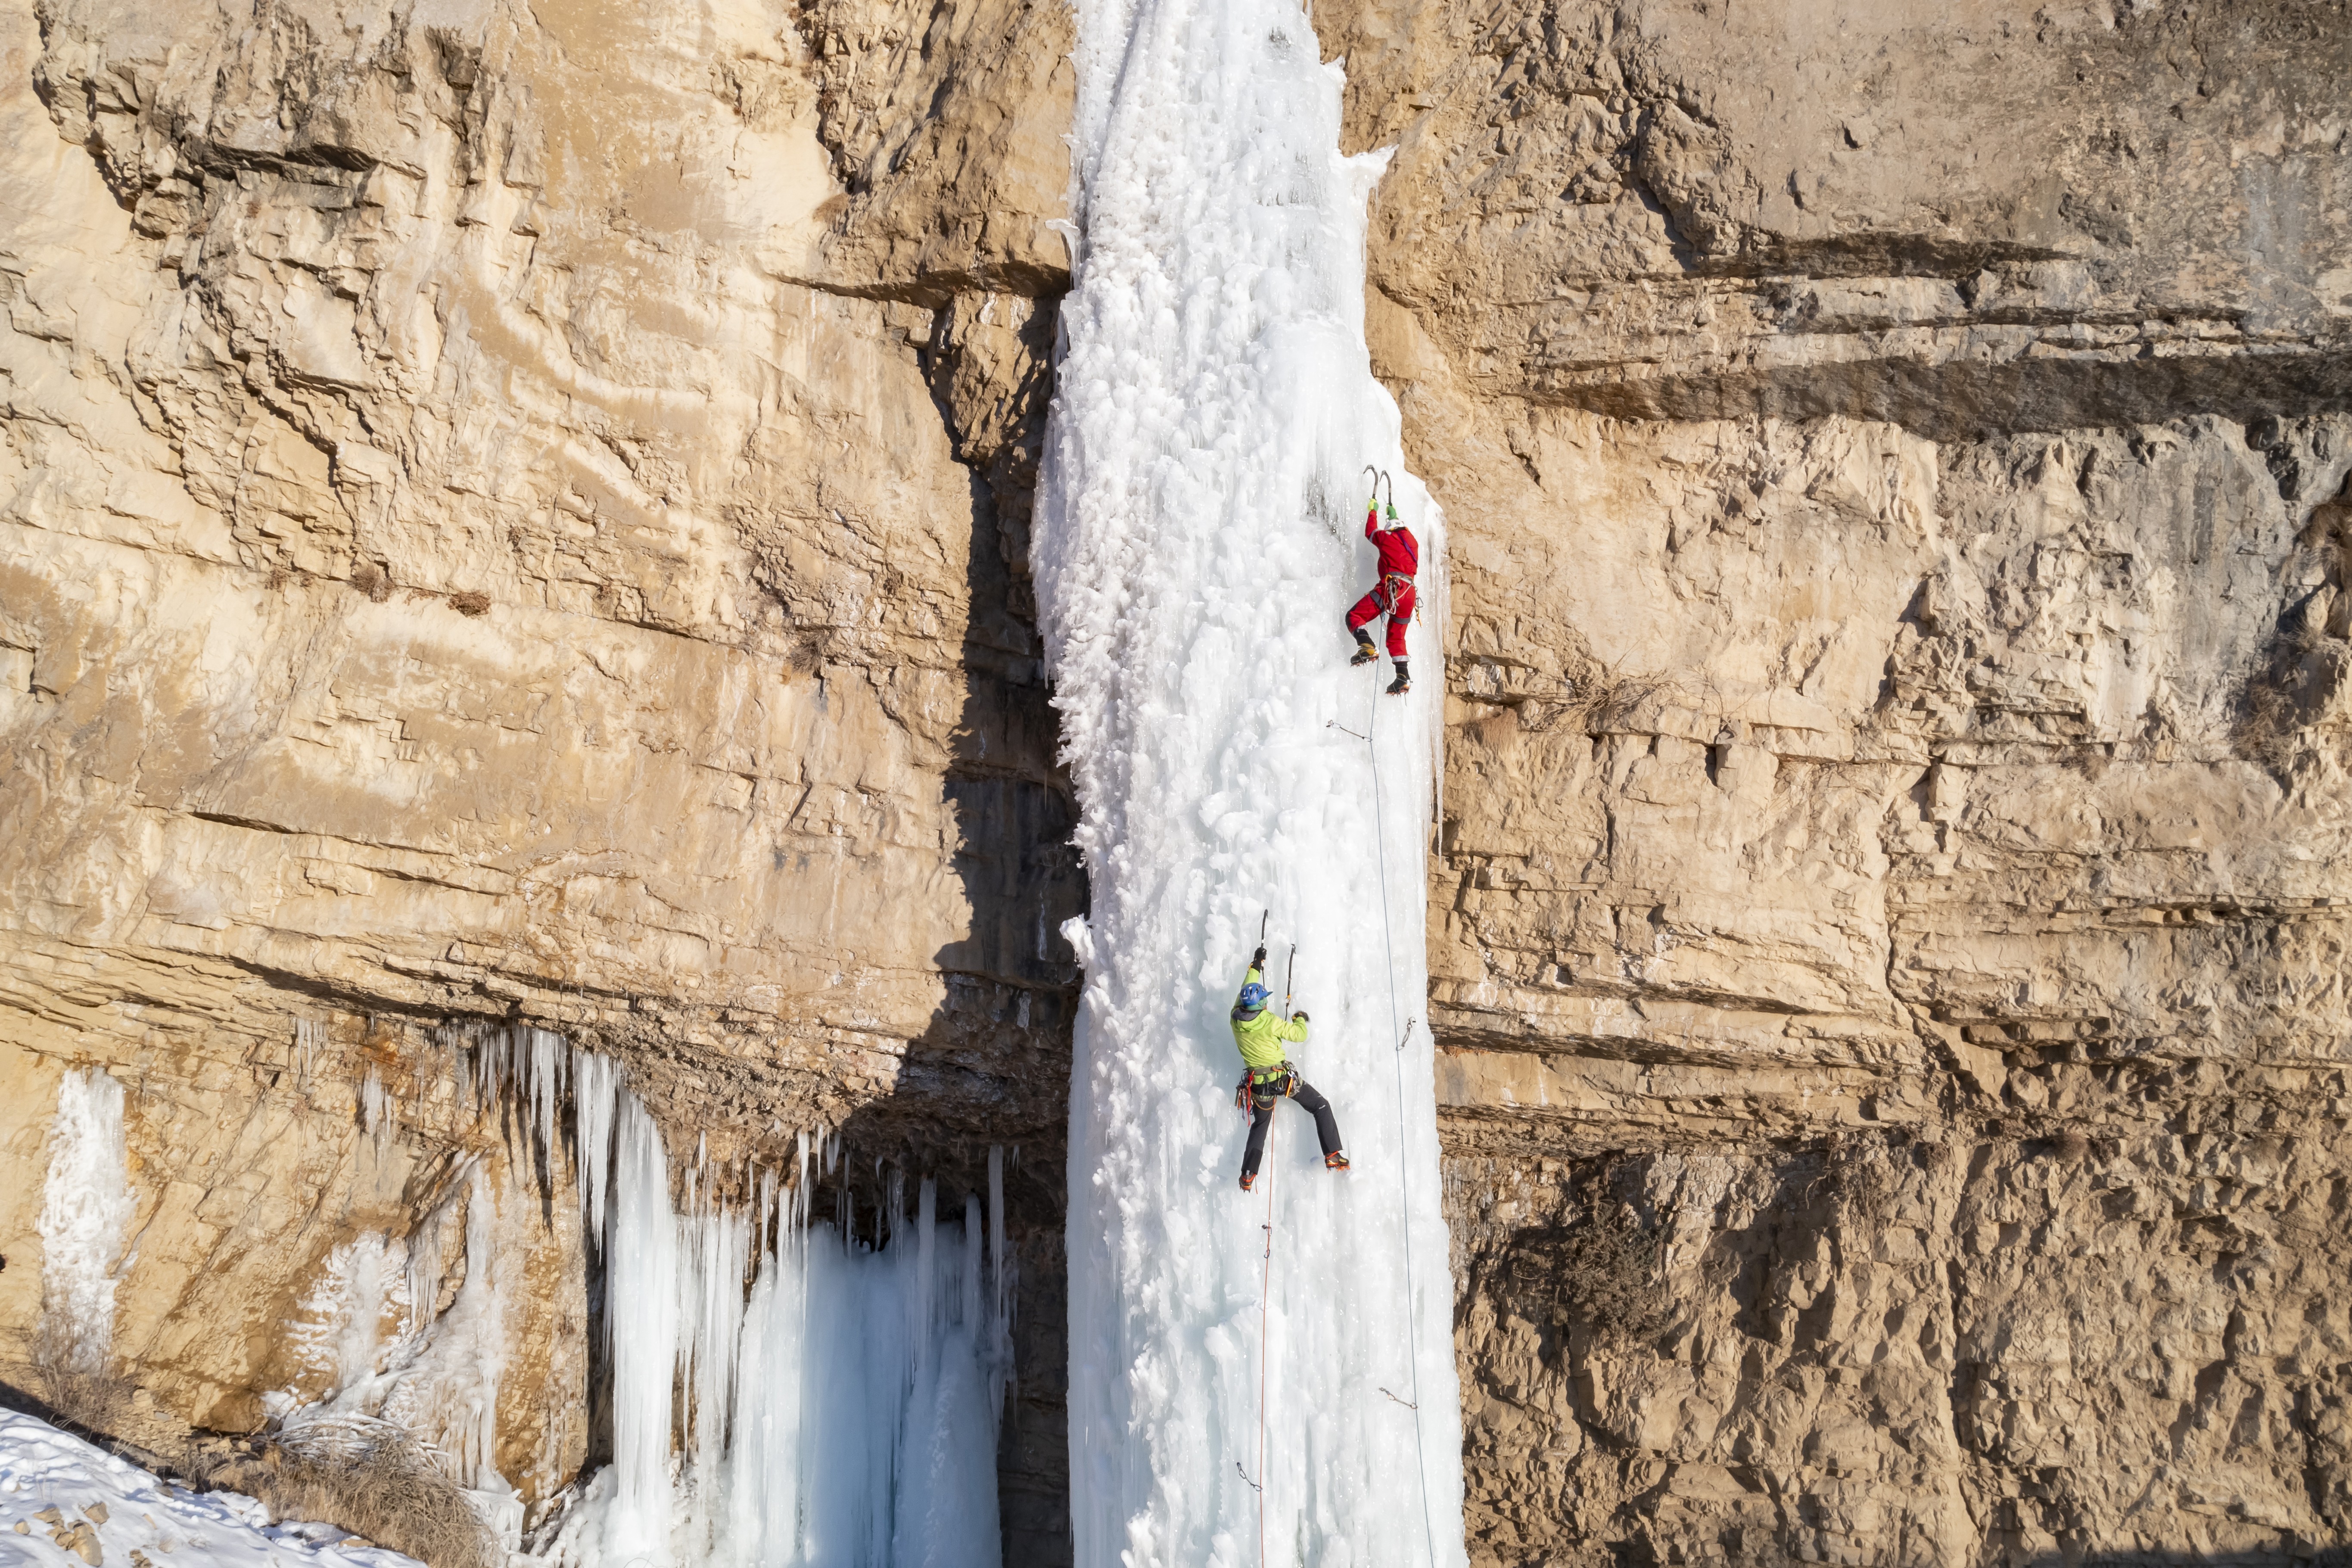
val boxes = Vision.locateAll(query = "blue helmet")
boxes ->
[1233,983,1270,1017]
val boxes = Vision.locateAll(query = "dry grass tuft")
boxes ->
[1814,1130,1905,1229]
[448,590,492,618]
[1499,1207,1673,1346]
[225,1416,498,1568]
[28,1334,131,1437]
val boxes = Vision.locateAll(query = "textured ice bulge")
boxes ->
[1035,0,1469,1561]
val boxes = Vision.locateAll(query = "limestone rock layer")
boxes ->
[6,0,2352,1563]
[0,0,1076,1554]
[1309,0,2352,1560]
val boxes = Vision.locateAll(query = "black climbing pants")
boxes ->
[1241,1073,1344,1179]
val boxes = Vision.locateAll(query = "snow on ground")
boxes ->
[1036,0,1470,1560]
[0,1409,423,1568]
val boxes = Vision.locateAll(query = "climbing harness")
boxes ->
[1237,1063,1301,1111]
[1363,620,1444,1568]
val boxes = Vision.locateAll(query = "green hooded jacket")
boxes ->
[1229,964,1307,1070]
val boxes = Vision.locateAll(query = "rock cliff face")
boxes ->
[0,0,1076,1553]
[8,0,2352,1563]
[1306,0,2352,1561]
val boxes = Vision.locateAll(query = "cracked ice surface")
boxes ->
[1033,0,1469,1560]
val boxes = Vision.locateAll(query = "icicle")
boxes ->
[795,1132,813,1237]
[37,1069,133,1375]
[359,1067,397,1162]
[961,1195,985,1339]
[572,1047,618,1242]
[526,1027,565,1172]
[604,1093,680,1562]
[294,1018,328,1088]
[912,1178,937,1379]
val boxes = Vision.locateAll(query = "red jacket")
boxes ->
[1366,506,1418,579]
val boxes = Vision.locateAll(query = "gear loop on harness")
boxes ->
[1235,1062,1301,1111]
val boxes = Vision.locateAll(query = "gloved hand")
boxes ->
[1252,944,1267,968]
[1292,1010,1310,1024]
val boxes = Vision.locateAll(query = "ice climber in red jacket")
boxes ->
[1347,498,1419,694]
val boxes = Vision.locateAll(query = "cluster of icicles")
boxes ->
[476,1029,1016,1568]
[40,1029,1014,1568]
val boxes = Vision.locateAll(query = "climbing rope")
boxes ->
[1241,907,1280,1568]
[1257,1146,1274,1567]
[1365,612,1443,1568]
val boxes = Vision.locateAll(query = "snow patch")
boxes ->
[0,1408,423,1568]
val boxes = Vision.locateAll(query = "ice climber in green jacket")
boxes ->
[1231,943,1348,1192]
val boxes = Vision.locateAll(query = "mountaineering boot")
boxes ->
[1325,1151,1351,1172]
[1350,631,1377,666]
[1387,660,1410,695]
[1239,1170,1257,1193]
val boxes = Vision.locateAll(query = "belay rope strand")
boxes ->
[1245,911,1281,1568]
[1366,573,1444,1568]
[1261,1136,1276,1566]
[1244,610,1443,1568]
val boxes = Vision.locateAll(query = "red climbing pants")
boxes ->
[1347,576,1415,658]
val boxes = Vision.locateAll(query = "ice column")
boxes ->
[1035,0,1469,1559]
[603,1092,683,1562]
[37,1068,135,1375]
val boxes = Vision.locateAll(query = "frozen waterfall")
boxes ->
[1035,0,1469,1560]
[256,1029,1014,1568]
[486,1036,1014,1568]
[37,1067,134,1377]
